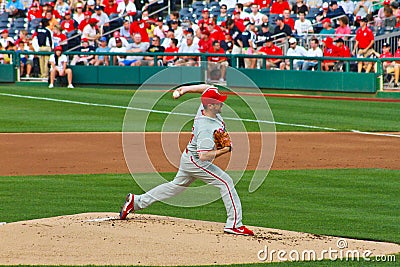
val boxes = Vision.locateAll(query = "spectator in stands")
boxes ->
[255,22,273,47]
[198,8,213,31]
[48,46,74,88]
[254,0,271,9]
[320,18,335,35]
[242,21,257,68]
[123,33,149,66]
[305,0,322,9]
[261,15,275,32]
[220,0,236,10]
[316,2,330,22]
[71,38,96,65]
[55,0,69,17]
[17,41,34,78]
[130,16,150,45]
[353,0,371,21]
[207,40,228,81]
[6,0,25,18]
[0,29,14,49]
[85,0,96,14]
[292,0,308,14]
[134,0,149,14]
[339,0,355,19]
[52,25,67,48]
[328,1,345,18]
[375,0,390,27]
[377,42,394,74]
[270,0,291,14]
[283,9,295,31]
[249,3,264,26]
[352,17,374,72]
[141,35,164,66]
[321,36,338,71]
[27,2,43,21]
[302,37,322,70]
[227,18,244,67]
[233,10,246,32]
[44,2,62,20]
[208,22,225,43]
[163,38,178,66]
[381,6,396,30]
[294,11,314,37]
[15,30,29,46]
[274,14,292,42]
[335,37,351,58]
[44,10,59,31]
[153,16,167,39]
[0,0,6,15]
[78,11,92,31]
[32,19,52,78]
[92,5,110,34]
[104,0,118,16]
[110,37,127,65]
[175,33,199,66]
[221,34,233,53]
[235,3,250,20]
[335,16,351,39]
[117,0,136,17]
[73,2,85,24]
[257,36,283,69]
[283,37,307,70]
[217,4,229,26]
[198,30,213,53]
[119,20,132,42]
[94,36,110,65]
[161,28,174,48]
[170,20,183,44]
[392,39,400,87]
[61,11,78,37]
[82,18,100,46]
[390,1,400,17]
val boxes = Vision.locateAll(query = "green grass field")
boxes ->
[0,84,399,266]
[0,85,399,132]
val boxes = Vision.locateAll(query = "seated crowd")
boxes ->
[0,0,399,81]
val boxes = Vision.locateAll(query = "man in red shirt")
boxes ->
[61,11,78,36]
[207,40,228,81]
[27,2,42,21]
[78,11,92,31]
[352,17,375,73]
[208,22,225,42]
[233,11,246,32]
[254,0,271,9]
[198,9,214,31]
[258,36,283,69]
[163,38,179,66]
[198,30,213,53]
[129,16,150,44]
[270,0,290,14]
[104,0,118,16]
[283,9,295,31]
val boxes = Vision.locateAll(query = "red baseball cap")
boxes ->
[84,11,91,16]
[384,0,390,4]
[64,10,71,15]
[54,45,62,51]
[202,8,209,13]
[201,87,227,105]
[1,29,8,34]
[88,18,99,24]
[322,18,331,24]
[113,31,120,37]
[81,38,89,42]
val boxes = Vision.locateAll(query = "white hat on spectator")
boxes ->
[288,37,297,44]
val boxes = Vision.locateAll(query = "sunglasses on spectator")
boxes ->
[221,7,227,9]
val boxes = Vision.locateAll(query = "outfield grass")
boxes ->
[1,169,398,244]
[0,85,399,132]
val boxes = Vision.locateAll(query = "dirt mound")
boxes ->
[0,213,398,265]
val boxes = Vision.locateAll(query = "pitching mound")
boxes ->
[0,213,398,265]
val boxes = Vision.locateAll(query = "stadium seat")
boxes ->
[260,8,270,16]
[211,9,220,17]
[0,21,10,31]
[208,1,220,9]
[192,2,205,11]
[227,7,235,16]
[0,12,8,22]
[179,7,191,17]
[12,18,28,31]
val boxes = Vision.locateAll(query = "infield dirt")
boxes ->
[0,132,399,265]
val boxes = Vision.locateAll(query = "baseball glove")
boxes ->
[214,129,232,151]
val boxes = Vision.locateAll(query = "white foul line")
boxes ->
[0,92,399,138]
